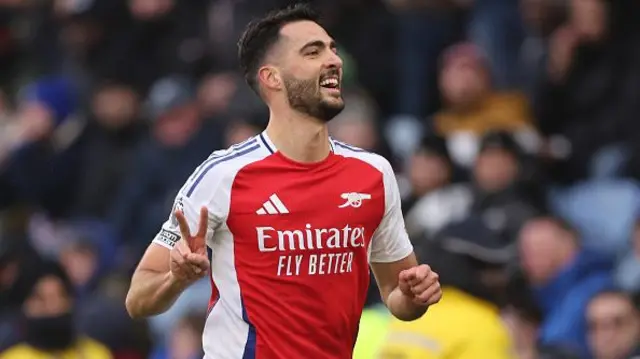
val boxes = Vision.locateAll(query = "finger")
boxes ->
[174,210,192,240]
[399,269,416,283]
[414,283,442,305]
[410,269,437,288]
[179,260,199,279]
[170,249,186,266]
[185,253,210,271]
[411,265,432,281]
[172,248,197,278]
[196,207,209,238]
[410,275,439,295]
[174,239,192,256]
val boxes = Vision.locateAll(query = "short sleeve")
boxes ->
[152,186,223,250]
[152,194,196,249]
[370,159,414,263]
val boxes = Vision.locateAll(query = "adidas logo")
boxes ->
[256,194,290,215]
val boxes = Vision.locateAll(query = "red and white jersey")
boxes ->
[153,131,413,359]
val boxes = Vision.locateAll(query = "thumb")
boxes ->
[399,269,414,283]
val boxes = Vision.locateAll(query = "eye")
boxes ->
[307,49,319,56]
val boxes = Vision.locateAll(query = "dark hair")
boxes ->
[25,259,75,300]
[237,3,320,94]
[590,288,638,308]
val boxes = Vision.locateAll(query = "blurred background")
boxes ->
[1,0,640,358]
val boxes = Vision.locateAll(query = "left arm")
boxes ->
[371,253,427,321]
[369,158,442,321]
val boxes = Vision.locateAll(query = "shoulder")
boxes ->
[182,136,272,199]
[0,344,40,359]
[77,337,113,359]
[332,139,393,177]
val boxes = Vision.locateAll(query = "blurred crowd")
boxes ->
[1,0,640,358]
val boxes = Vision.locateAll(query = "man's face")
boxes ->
[440,58,489,108]
[519,221,569,285]
[473,148,519,193]
[23,275,71,318]
[275,20,344,122]
[409,152,451,196]
[570,0,607,42]
[588,293,640,359]
[91,85,139,129]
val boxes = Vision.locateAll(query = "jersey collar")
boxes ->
[259,130,335,154]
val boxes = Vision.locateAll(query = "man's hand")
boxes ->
[169,207,210,285]
[398,264,442,307]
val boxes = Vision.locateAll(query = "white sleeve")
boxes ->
[370,159,414,263]
[152,194,203,249]
[152,178,226,250]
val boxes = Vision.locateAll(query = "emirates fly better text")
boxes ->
[255,224,366,276]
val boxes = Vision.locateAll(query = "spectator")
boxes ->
[0,259,111,359]
[587,290,640,359]
[387,0,524,117]
[616,219,640,294]
[0,233,45,351]
[150,312,206,359]
[519,216,614,357]
[377,222,514,358]
[329,89,395,164]
[433,43,538,168]
[0,75,86,218]
[72,80,146,218]
[535,0,640,184]
[402,134,457,213]
[77,272,153,359]
[502,269,582,359]
[58,237,102,299]
[223,113,266,149]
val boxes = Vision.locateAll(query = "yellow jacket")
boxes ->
[0,337,112,359]
[377,287,515,359]
[353,305,392,359]
[434,92,532,136]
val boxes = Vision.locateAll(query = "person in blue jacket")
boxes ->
[518,216,615,358]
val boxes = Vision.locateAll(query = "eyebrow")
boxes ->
[299,39,337,53]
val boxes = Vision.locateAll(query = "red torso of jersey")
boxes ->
[228,150,384,358]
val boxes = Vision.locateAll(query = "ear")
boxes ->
[258,66,282,92]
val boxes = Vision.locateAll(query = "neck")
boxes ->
[266,108,331,163]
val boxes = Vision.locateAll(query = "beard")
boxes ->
[283,75,344,122]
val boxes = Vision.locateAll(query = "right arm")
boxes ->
[125,196,212,318]
[125,244,190,318]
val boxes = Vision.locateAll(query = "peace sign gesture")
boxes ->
[169,206,210,285]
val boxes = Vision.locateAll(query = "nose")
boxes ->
[325,51,343,69]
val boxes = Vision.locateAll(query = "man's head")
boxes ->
[474,131,521,193]
[91,81,140,130]
[409,135,452,196]
[146,75,201,147]
[569,0,608,42]
[22,260,76,350]
[439,42,491,109]
[518,217,579,285]
[329,90,378,150]
[587,290,640,359]
[237,4,344,122]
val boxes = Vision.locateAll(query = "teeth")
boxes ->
[320,78,339,86]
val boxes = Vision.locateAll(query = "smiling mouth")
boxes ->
[319,77,340,90]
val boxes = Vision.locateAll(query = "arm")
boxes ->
[370,158,442,321]
[125,244,189,318]
[372,253,428,321]
[125,195,211,318]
